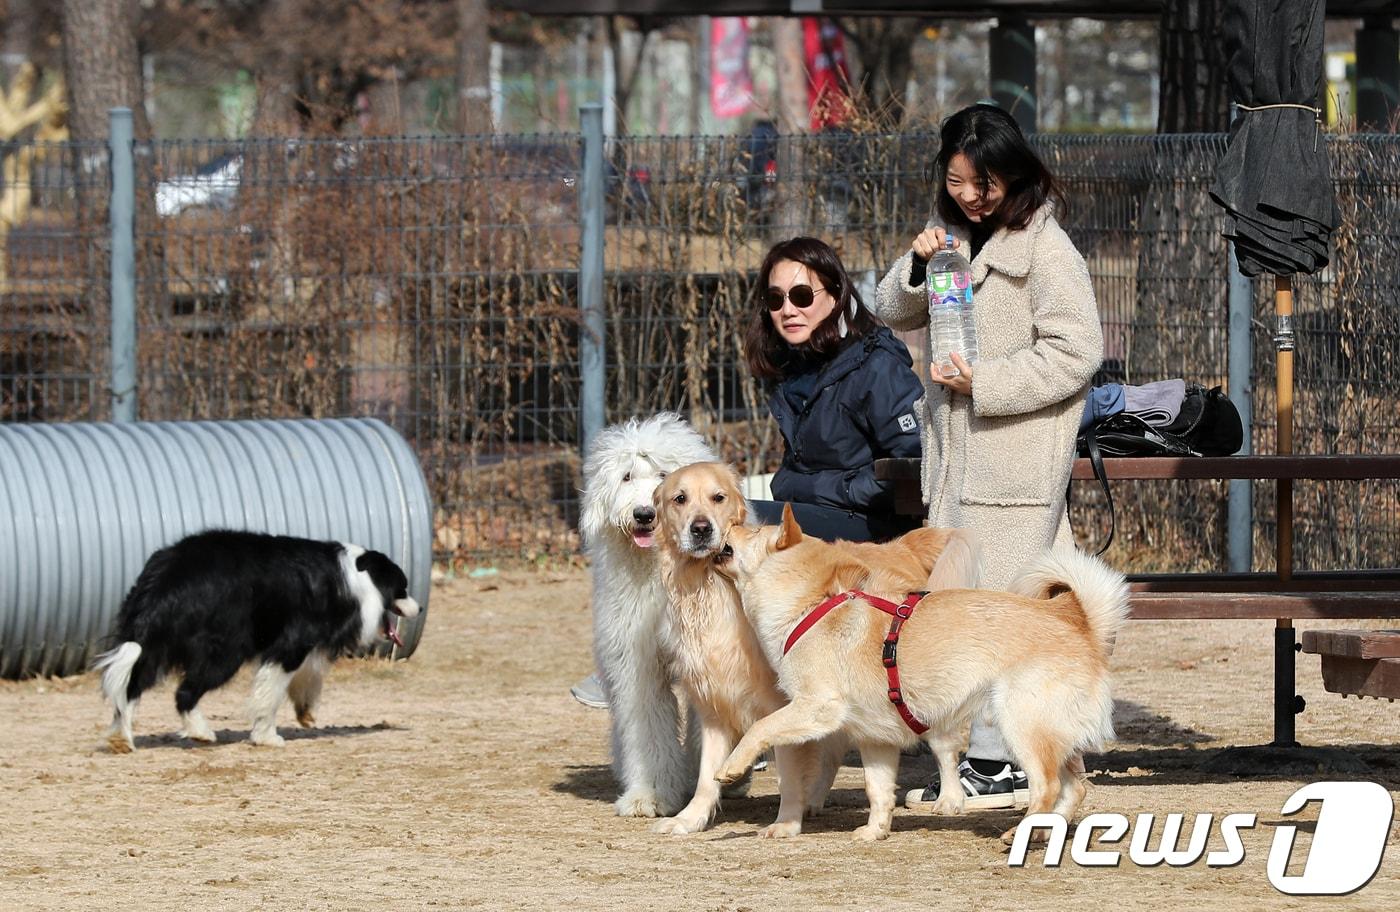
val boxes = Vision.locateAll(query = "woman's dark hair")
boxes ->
[932,103,1063,232]
[743,236,880,380]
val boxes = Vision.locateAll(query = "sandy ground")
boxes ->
[2,567,1398,911]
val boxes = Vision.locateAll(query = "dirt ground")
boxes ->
[3,567,1397,911]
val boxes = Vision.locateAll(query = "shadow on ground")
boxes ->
[1089,742,1400,788]
[128,721,404,751]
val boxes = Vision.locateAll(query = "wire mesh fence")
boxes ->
[0,127,1396,571]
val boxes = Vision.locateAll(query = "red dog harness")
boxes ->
[782,590,929,735]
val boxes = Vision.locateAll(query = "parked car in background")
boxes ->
[155,152,242,217]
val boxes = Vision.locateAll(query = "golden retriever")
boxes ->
[712,504,1128,842]
[649,462,970,837]
[649,461,822,836]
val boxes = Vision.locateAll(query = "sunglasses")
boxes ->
[764,284,826,311]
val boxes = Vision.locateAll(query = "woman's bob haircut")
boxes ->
[932,103,1063,232]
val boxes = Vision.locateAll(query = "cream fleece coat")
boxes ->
[874,206,1103,587]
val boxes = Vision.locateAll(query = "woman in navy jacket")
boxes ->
[744,236,925,542]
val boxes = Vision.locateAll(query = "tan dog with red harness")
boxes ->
[649,463,967,836]
[713,504,1128,842]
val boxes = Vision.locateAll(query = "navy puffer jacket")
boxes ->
[768,326,924,516]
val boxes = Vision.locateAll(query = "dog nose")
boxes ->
[633,506,655,525]
[690,518,712,540]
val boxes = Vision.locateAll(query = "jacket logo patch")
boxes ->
[898,413,917,433]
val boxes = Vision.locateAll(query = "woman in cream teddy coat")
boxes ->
[875,103,1103,808]
[875,108,1102,590]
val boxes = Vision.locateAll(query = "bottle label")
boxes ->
[929,270,970,308]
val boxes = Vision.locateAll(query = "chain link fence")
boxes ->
[1,127,1396,571]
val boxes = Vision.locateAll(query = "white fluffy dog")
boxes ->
[579,412,717,817]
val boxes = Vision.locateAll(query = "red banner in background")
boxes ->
[710,17,754,119]
[803,17,850,130]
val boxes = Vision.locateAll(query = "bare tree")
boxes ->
[456,0,491,134]
[60,0,148,141]
[604,15,667,135]
[838,17,931,127]
[152,0,454,135]
[772,18,807,137]
[771,17,807,234]
[1132,0,1227,388]
[1157,0,1229,133]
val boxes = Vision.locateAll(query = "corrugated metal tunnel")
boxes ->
[0,417,433,678]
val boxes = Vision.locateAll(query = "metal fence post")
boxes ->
[1227,241,1253,572]
[579,103,605,458]
[109,107,137,422]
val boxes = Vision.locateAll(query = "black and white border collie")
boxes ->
[94,530,420,753]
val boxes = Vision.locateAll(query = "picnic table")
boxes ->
[874,454,1400,745]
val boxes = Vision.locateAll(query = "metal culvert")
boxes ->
[0,417,433,678]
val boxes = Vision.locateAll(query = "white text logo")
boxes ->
[1007,781,1393,895]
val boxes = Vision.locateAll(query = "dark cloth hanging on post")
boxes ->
[1209,0,1339,278]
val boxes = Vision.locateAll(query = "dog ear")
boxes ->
[355,552,371,572]
[726,466,748,523]
[777,502,803,550]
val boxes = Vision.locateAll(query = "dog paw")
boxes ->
[714,763,749,785]
[1001,823,1052,846]
[650,814,708,836]
[106,734,134,754]
[928,796,965,816]
[179,728,218,744]
[615,791,663,818]
[295,709,316,728]
[853,824,891,842]
[758,821,801,839]
[249,731,285,748]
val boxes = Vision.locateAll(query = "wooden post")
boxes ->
[1275,274,1294,580]
[1273,273,1297,747]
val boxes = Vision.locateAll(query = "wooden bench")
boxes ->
[873,454,1400,743]
[1300,629,1400,701]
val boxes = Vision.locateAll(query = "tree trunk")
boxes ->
[456,0,492,134]
[772,17,807,235]
[59,0,148,142]
[1157,0,1229,133]
[1129,0,1228,399]
[607,16,657,135]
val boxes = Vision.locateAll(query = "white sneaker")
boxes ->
[569,673,608,709]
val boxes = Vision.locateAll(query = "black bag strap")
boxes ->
[1083,424,1115,557]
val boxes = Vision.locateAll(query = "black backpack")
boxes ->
[1076,385,1244,553]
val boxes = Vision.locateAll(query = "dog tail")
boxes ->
[1009,548,1129,751]
[924,527,983,590]
[1007,546,1130,658]
[94,641,143,718]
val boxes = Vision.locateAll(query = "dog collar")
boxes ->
[783,590,929,735]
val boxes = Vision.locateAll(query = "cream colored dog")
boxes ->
[649,462,970,837]
[713,504,1129,842]
[649,462,826,837]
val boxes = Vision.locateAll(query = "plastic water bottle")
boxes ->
[926,235,978,378]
